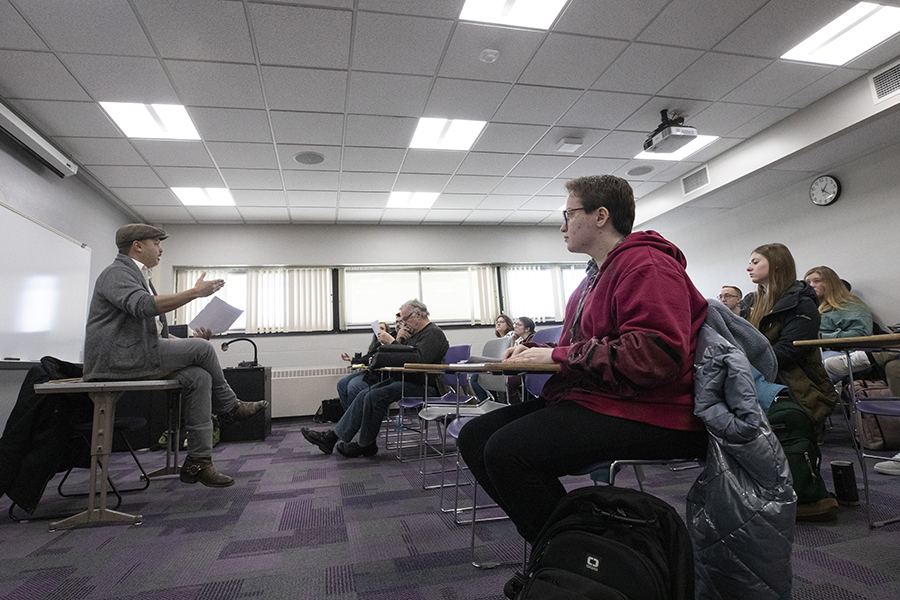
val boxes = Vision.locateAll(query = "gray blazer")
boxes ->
[83,253,167,381]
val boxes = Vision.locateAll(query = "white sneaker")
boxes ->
[874,452,900,475]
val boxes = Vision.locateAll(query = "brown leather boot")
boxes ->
[180,456,235,487]
[224,400,269,422]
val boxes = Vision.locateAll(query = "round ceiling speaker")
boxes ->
[627,165,654,177]
[294,151,325,165]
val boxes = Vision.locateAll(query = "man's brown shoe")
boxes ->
[180,456,235,487]
[226,400,268,422]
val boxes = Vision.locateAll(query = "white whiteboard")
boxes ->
[0,202,91,363]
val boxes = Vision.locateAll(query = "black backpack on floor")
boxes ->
[767,399,830,504]
[504,486,694,600]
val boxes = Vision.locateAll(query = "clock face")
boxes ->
[810,176,841,206]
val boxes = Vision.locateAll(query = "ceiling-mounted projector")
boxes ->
[643,109,697,153]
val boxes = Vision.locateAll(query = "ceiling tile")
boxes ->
[393,173,450,192]
[133,0,254,62]
[616,96,711,133]
[727,106,797,139]
[270,111,344,145]
[220,168,283,190]
[521,195,566,211]
[336,207,382,222]
[238,206,291,222]
[465,210,513,223]
[520,34,627,90]
[0,51,90,101]
[778,68,864,109]
[262,67,347,112]
[493,85,582,125]
[277,145,341,171]
[353,12,452,76]
[559,91,649,130]
[444,175,501,194]
[723,61,832,106]
[492,177,550,195]
[55,137,146,166]
[16,0,153,56]
[88,165,166,188]
[186,205,242,222]
[438,22,544,83]
[283,170,341,190]
[189,107,272,143]
[207,141,278,169]
[382,208,429,222]
[508,155,577,178]
[134,205,195,222]
[632,180,667,199]
[433,194,483,209]
[555,0,667,39]
[357,0,463,18]
[7,99,121,138]
[456,152,521,176]
[686,102,769,137]
[344,115,417,148]
[348,72,431,117]
[637,0,768,50]
[586,132,649,159]
[291,207,338,222]
[155,166,225,188]
[339,192,389,208]
[592,43,703,95]
[166,60,264,108]
[471,123,548,153]
[560,157,631,179]
[229,190,287,207]
[423,209,470,223]
[478,195,529,210]
[503,210,555,224]
[0,1,47,50]
[59,54,179,103]
[342,147,406,172]
[249,4,351,69]
[340,171,395,192]
[424,78,511,121]
[658,53,770,101]
[110,187,180,206]
[400,150,466,174]
[286,190,338,207]
[130,140,214,168]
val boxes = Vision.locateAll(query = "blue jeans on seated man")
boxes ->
[334,379,437,448]
[337,371,370,410]
[469,373,490,401]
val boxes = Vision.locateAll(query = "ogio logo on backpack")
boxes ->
[585,555,600,572]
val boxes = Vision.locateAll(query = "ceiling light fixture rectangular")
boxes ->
[633,135,719,162]
[387,191,439,209]
[781,2,900,66]
[172,187,235,206]
[100,102,200,139]
[460,0,568,30]
[409,118,486,150]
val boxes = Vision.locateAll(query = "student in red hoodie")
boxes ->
[458,175,709,542]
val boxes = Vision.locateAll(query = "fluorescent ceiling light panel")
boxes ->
[172,187,235,206]
[634,135,718,162]
[387,191,439,209]
[460,0,567,30]
[410,118,486,150]
[100,102,200,139]
[781,2,900,66]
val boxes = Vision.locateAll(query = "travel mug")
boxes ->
[830,460,860,506]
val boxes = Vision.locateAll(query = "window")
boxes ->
[501,264,586,322]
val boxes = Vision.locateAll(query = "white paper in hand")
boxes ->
[188,297,244,335]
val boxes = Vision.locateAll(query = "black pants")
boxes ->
[457,398,708,542]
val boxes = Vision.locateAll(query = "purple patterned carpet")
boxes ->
[1,410,898,600]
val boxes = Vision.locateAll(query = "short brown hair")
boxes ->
[565,175,635,236]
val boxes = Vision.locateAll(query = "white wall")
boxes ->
[666,142,900,325]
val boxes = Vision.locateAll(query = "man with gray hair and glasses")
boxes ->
[302,299,449,458]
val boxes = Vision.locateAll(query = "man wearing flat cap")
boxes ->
[83,223,267,487]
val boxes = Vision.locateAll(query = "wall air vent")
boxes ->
[869,58,900,104]
[681,165,709,196]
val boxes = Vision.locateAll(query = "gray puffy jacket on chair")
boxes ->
[687,301,796,600]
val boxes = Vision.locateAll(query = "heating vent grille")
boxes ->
[682,166,709,195]
[870,60,900,103]
[273,366,349,378]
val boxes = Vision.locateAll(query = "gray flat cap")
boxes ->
[116,223,168,248]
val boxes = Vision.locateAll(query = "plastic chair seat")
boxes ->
[856,400,900,417]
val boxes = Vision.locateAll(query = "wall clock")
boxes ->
[810,175,841,206]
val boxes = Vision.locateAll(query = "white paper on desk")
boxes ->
[371,320,381,335]
[188,297,244,335]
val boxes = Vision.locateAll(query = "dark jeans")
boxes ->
[457,398,708,542]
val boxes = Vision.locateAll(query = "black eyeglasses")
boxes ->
[562,207,586,226]
[717,294,739,301]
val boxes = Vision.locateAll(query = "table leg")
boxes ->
[145,389,182,478]
[49,391,142,531]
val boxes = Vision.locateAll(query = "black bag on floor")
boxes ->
[504,486,694,600]
[313,398,345,423]
[768,398,830,504]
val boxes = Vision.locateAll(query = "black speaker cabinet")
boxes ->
[221,366,272,442]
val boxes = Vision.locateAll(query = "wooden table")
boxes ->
[33,379,182,531]
[794,333,900,527]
